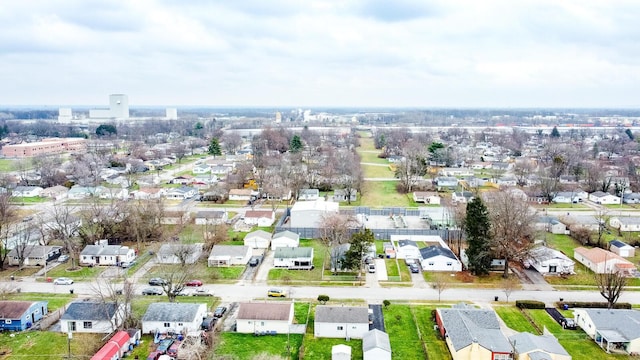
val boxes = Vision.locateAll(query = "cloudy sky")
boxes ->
[2,0,639,108]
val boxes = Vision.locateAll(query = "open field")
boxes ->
[362,163,395,178]
[215,333,304,360]
[0,331,103,359]
[361,181,411,207]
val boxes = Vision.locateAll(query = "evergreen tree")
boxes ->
[342,228,375,272]
[550,126,560,138]
[289,135,303,153]
[464,197,492,275]
[208,138,222,157]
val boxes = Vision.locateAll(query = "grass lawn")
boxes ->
[362,164,395,178]
[215,333,303,360]
[385,259,400,277]
[494,306,538,333]
[268,240,325,283]
[146,259,244,284]
[0,159,16,172]
[44,264,105,280]
[413,306,451,360]
[361,181,410,207]
[4,292,75,311]
[359,150,387,164]
[302,335,363,360]
[207,266,246,281]
[294,302,310,324]
[423,270,506,288]
[383,305,427,359]
[0,331,103,359]
[10,197,49,204]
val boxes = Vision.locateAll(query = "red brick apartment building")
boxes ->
[1,138,87,158]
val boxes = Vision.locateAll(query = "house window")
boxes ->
[5,319,11,324]
[337,326,344,330]
[446,262,452,266]
[69,322,76,331]
[261,322,265,326]
[493,354,511,360]
[178,323,183,326]
[83,322,92,329]
[428,262,434,266]
[164,322,170,328]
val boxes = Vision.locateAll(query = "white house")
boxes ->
[96,186,129,200]
[80,241,136,266]
[165,186,197,200]
[609,217,640,232]
[192,164,211,174]
[298,189,320,201]
[236,302,294,335]
[435,177,458,190]
[588,191,621,205]
[141,303,208,334]
[623,193,640,204]
[131,188,166,200]
[509,333,571,360]
[11,186,43,197]
[574,247,637,276]
[395,240,421,261]
[61,301,127,334]
[525,246,575,275]
[412,191,441,205]
[207,245,252,267]
[244,230,272,249]
[289,199,339,228]
[535,216,568,235]
[8,245,62,266]
[273,247,314,270]
[333,189,357,203]
[194,210,228,225]
[67,185,96,199]
[41,185,68,200]
[574,308,640,355]
[243,210,276,227]
[314,306,370,339]
[451,191,474,204]
[229,188,252,201]
[419,246,463,272]
[610,240,635,257]
[363,329,391,360]
[156,243,204,264]
[271,231,300,250]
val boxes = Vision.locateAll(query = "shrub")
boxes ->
[317,295,329,304]
[383,300,391,308]
[516,300,545,309]
[555,301,632,309]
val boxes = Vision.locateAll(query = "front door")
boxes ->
[69,321,76,331]
[549,266,557,273]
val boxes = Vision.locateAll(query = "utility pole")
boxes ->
[67,331,72,359]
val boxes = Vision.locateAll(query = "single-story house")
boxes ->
[156,243,204,264]
[273,247,314,270]
[96,186,129,200]
[165,186,197,200]
[169,175,193,185]
[589,191,621,205]
[130,187,166,200]
[563,215,602,232]
[574,308,640,354]
[574,247,637,276]
[609,217,640,232]
[535,216,568,235]
[435,177,458,190]
[236,302,294,335]
[495,176,517,187]
[229,188,253,201]
[141,302,208,334]
[61,301,126,334]
[67,185,96,199]
[194,210,228,225]
[451,191,474,204]
[419,246,463,272]
[623,193,640,204]
[439,167,474,177]
[298,189,320,201]
[435,304,513,360]
[0,301,48,331]
[289,198,340,228]
[160,211,189,225]
[333,189,357,202]
[244,230,272,249]
[363,329,391,360]
[41,185,68,200]
[412,192,441,205]
[243,210,276,227]
[525,246,575,275]
[509,332,571,360]
[610,240,635,258]
[271,230,300,250]
[8,245,63,266]
[552,191,585,204]
[11,186,43,197]
[192,164,211,174]
[314,306,370,339]
[395,240,420,261]
[207,245,252,267]
[80,241,136,267]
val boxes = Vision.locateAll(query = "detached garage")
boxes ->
[610,240,635,258]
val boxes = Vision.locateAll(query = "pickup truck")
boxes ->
[545,307,576,329]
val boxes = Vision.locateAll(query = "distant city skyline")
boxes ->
[1,1,639,108]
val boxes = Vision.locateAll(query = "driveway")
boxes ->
[512,267,555,291]
[253,249,273,284]
[368,304,385,332]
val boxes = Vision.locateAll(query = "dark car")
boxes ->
[185,279,203,287]
[249,257,260,267]
[149,278,167,286]
[201,317,217,331]
[213,306,227,318]
[142,287,163,296]
[409,263,420,273]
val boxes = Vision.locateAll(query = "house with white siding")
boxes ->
[314,306,370,339]
[141,303,207,335]
[236,302,294,335]
[609,216,640,232]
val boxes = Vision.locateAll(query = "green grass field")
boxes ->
[215,333,304,360]
[383,305,428,359]
[362,164,395,178]
[361,181,411,207]
[0,331,103,359]
[268,240,326,283]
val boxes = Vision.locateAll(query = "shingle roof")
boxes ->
[614,217,640,225]
[574,247,632,265]
[315,306,369,324]
[7,245,61,258]
[244,230,272,241]
[419,246,458,260]
[437,307,512,353]
[195,210,225,219]
[274,247,313,258]
[244,210,273,218]
[362,329,391,353]
[80,244,131,257]
[273,231,299,241]
[209,245,249,257]
[142,303,205,323]
[236,302,293,321]
[61,302,118,321]
[0,301,44,319]
[580,309,640,342]
[157,243,203,256]
[509,332,569,356]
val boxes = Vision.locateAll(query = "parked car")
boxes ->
[213,306,227,318]
[142,287,163,296]
[120,260,136,268]
[409,263,420,273]
[53,277,73,285]
[192,288,214,296]
[175,288,191,296]
[149,277,167,286]
[268,288,287,297]
[57,255,70,263]
[368,263,376,273]
[146,351,162,360]
[201,317,216,331]
[185,279,203,287]
[249,256,260,267]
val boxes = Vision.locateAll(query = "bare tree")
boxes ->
[44,204,83,269]
[318,213,358,274]
[394,139,426,193]
[431,272,450,302]
[501,276,519,302]
[12,229,33,269]
[91,277,136,329]
[595,270,627,309]
[0,193,18,270]
[334,149,363,205]
[221,132,243,154]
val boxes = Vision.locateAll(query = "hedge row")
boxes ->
[515,300,545,309]
[555,301,632,309]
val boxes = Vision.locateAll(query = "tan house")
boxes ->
[573,247,637,276]
[412,191,441,204]
[509,332,571,360]
[236,302,294,335]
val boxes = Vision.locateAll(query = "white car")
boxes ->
[192,288,214,297]
[57,255,70,263]
[54,277,74,285]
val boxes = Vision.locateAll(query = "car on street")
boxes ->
[148,278,167,286]
[185,279,203,287]
[192,288,214,296]
[57,255,70,263]
[142,287,163,296]
[409,263,420,273]
[175,288,191,296]
[249,257,260,267]
[53,277,73,285]
[268,288,287,297]
[213,306,227,318]
[201,317,216,331]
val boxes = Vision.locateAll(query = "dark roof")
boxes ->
[142,303,205,323]
[419,246,457,260]
[195,210,225,219]
[61,302,118,321]
[437,307,512,353]
[397,240,417,248]
[236,302,293,321]
[7,245,61,258]
[0,301,45,319]
[315,306,369,324]
[610,239,632,248]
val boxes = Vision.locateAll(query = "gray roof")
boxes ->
[7,245,61,258]
[397,240,418,248]
[536,216,561,225]
[237,302,293,321]
[245,230,272,241]
[209,245,249,257]
[81,244,130,256]
[529,246,573,263]
[580,309,640,341]
[142,303,205,323]
[437,307,512,353]
[61,302,118,321]
[614,217,640,225]
[509,332,569,357]
[362,329,391,353]
[419,246,458,261]
[273,230,299,241]
[315,306,369,324]
[157,243,203,256]
[274,247,313,258]
[195,210,225,219]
